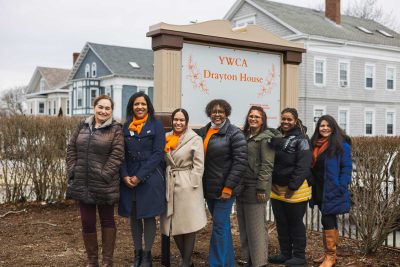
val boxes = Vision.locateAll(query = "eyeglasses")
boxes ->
[211,110,225,115]
[248,115,261,119]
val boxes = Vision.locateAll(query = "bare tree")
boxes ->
[0,86,28,115]
[344,0,399,32]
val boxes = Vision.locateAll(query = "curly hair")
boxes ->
[205,99,232,117]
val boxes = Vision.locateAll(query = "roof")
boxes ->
[69,42,154,81]
[37,67,70,90]
[227,0,400,48]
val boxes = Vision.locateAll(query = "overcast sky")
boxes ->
[0,0,398,92]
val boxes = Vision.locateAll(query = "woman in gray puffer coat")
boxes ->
[237,106,281,267]
[66,95,124,267]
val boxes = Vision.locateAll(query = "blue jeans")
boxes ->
[206,197,236,267]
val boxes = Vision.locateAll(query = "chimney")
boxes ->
[73,52,80,65]
[325,0,341,24]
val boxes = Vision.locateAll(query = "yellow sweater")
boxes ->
[270,180,311,203]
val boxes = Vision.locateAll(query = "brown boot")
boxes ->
[101,228,116,267]
[83,232,99,267]
[319,229,337,267]
[313,231,326,263]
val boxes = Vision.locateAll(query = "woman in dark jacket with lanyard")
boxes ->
[237,106,281,267]
[67,95,124,267]
[198,99,247,267]
[310,115,352,267]
[269,107,312,267]
[118,92,166,267]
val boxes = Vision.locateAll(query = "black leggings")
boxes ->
[321,214,338,230]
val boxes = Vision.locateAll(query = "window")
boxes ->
[53,100,56,115]
[105,87,112,97]
[39,102,45,114]
[339,60,350,87]
[77,87,83,107]
[40,78,46,92]
[365,64,375,89]
[364,109,375,135]
[66,100,70,115]
[90,88,99,106]
[386,111,395,135]
[377,29,393,38]
[234,14,256,28]
[338,108,350,134]
[129,62,140,69]
[85,64,90,78]
[356,26,373,34]
[386,66,396,90]
[314,58,326,86]
[313,106,326,131]
[91,62,97,78]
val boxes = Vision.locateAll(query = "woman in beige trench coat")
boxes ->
[160,108,207,267]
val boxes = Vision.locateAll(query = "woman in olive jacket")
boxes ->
[237,106,281,267]
[66,95,124,267]
[198,99,247,267]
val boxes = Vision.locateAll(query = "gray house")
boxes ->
[68,42,154,120]
[225,0,400,136]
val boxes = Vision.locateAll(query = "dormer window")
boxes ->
[129,62,140,69]
[233,14,256,28]
[40,78,46,92]
[356,26,373,34]
[85,64,90,78]
[377,29,394,38]
[92,62,97,77]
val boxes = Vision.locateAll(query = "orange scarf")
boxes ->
[203,128,219,154]
[128,114,148,134]
[312,137,329,167]
[165,133,181,153]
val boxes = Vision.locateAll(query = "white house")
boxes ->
[26,66,71,116]
[225,0,400,135]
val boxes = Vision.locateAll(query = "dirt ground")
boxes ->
[0,201,399,267]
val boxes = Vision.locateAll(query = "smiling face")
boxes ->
[319,119,332,138]
[248,110,263,133]
[94,99,112,124]
[280,112,297,134]
[210,104,226,126]
[133,96,148,119]
[172,111,187,135]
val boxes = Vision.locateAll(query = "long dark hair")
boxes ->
[125,92,155,124]
[243,106,267,136]
[280,107,307,136]
[310,114,351,157]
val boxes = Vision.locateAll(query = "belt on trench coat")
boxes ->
[166,165,194,217]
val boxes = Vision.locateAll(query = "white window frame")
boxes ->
[85,64,90,78]
[338,107,350,135]
[105,87,112,97]
[386,66,396,91]
[66,99,70,115]
[314,57,326,87]
[385,109,396,136]
[91,62,97,78]
[233,14,256,28]
[77,87,83,108]
[313,105,326,132]
[364,108,375,136]
[365,63,376,90]
[39,78,46,92]
[90,88,99,106]
[338,60,350,88]
[38,102,45,114]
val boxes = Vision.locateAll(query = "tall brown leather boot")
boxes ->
[83,232,99,267]
[101,228,116,267]
[313,231,326,263]
[319,229,337,267]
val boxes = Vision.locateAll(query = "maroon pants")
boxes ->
[79,201,115,233]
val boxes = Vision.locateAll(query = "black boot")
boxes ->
[284,237,306,266]
[141,250,152,267]
[268,237,292,264]
[131,249,142,267]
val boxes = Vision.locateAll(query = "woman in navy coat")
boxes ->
[118,92,166,267]
[310,115,352,267]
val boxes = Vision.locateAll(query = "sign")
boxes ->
[181,43,281,127]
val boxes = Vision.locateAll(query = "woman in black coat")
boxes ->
[198,99,247,267]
